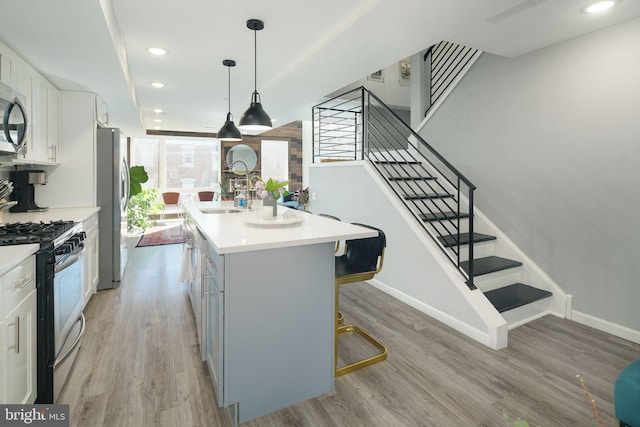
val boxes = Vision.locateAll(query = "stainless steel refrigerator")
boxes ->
[96,127,130,289]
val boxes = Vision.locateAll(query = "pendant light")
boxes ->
[217,59,242,141]
[239,19,273,132]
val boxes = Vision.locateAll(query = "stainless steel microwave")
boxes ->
[0,82,28,155]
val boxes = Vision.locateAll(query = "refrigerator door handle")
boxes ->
[122,157,130,211]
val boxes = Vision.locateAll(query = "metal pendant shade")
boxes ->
[217,59,242,141]
[239,19,272,132]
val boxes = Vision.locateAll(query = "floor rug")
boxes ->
[136,223,185,247]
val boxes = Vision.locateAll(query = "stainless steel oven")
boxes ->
[0,220,86,403]
[52,235,85,401]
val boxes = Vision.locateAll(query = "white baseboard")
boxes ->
[368,278,501,349]
[572,310,640,344]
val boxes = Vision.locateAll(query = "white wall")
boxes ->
[309,162,508,349]
[420,18,640,334]
[329,59,412,110]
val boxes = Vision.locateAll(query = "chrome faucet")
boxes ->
[229,160,251,210]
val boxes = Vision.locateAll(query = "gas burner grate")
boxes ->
[0,220,76,245]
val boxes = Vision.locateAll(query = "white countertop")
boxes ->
[0,207,100,275]
[0,244,39,276]
[1,206,100,224]
[183,200,377,254]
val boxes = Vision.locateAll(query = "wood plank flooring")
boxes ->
[60,243,639,426]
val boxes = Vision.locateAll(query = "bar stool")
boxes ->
[334,223,388,376]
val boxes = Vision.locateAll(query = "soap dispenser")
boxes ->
[234,193,246,207]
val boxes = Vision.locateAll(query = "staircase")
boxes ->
[372,158,553,314]
[312,86,566,335]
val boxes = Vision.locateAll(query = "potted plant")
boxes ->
[127,166,163,234]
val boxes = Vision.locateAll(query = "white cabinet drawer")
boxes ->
[2,257,36,318]
[204,247,224,290]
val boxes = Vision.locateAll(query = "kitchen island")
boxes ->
[182,200,376,424]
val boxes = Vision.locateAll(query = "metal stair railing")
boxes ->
[313,86,477,289]
[424,41,480,116]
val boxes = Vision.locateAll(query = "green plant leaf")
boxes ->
[126,188,162,232]
[129,165,149,196]
[513,419,529,427]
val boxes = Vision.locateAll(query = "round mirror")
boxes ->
[3,98,28,150]
[226,144,257,175]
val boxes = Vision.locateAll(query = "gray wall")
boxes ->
[420,18,640,332]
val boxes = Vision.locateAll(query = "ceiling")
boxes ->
[0,0,638,138]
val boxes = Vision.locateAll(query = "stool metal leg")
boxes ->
[336,324,388,376]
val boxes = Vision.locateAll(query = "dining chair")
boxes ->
[198,191,215,202]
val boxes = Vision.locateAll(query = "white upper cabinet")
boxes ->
[46,85,61,163]
[1,38,61,165]
[29,76,48,162]
[0,46,16,89]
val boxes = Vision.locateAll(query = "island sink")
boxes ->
[199,207,244,214]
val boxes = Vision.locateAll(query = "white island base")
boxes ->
[184,201,376,424]
[223,243,334,423]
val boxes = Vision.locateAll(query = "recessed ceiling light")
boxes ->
[151,82,165,88]
[584,0,618,14]
[148,47,167,56]
[154,119,162,123]
[153,108,163,114]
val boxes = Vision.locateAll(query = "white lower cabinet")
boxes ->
[0,318,3,403]
[83,213,100,306]
[203,242,224,405]
[1,290,37,404]
[199,241,335,423]
[1,254,38,404]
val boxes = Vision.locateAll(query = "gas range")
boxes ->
[0,220,80,248]
[0,219,86,403]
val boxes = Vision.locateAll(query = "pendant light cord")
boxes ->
[254,28,257,93]
[228,65,231,112]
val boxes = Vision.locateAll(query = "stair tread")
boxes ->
[461,256,522,276]
[420,211,469,221]
[404,193,453,200]
[484,283,553,313]
[438,232,496,247]
[388,175,437,181]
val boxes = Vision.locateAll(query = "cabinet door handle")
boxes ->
[13,272,33,289]
[8,316,20,354]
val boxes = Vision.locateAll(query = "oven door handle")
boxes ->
[55,245,85,273]
[53,313,85,369]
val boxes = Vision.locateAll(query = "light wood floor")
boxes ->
[60,243,639,426]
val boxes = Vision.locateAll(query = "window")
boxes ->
[261,140,289,188]
[131,136,220,192]
[180,145,195,167]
